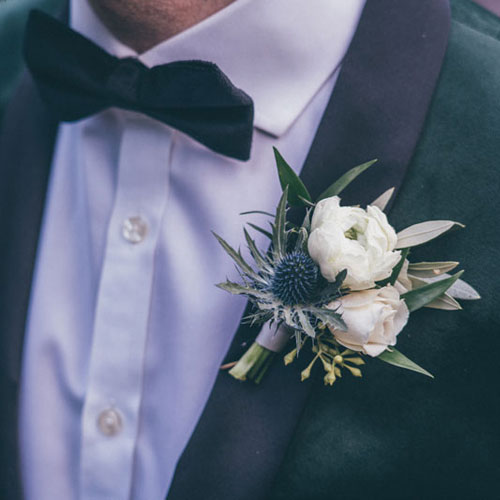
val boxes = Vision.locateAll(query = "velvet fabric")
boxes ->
[0,74,59,500]
[0,0,62,125]
[0,0,499,499]
[270,3,500,499]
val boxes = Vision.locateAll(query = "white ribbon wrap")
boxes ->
[255,323,292,353]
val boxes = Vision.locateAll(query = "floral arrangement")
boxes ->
[215,149,480,386]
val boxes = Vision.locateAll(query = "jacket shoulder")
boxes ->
[433,1,500,145]
[451,0,500,39]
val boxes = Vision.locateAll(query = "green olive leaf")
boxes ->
[316,159,378,202]
[274,147,312,207]
[378,348,434,378]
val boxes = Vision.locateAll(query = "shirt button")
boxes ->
[122,216,148,244]
[97,408,123,437]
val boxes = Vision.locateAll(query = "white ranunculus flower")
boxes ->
[307,196,401,290]
[328,286,409,357]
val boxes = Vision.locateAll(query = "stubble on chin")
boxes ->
[88,0,236,53]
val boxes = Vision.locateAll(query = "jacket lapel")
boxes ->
[0,73,59,499]
[166,1,450,499]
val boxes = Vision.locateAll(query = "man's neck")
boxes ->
[88,0,235,53]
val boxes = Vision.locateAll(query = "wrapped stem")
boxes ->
[229,342,275,383]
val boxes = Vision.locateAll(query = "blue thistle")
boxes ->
[270,251,319,306]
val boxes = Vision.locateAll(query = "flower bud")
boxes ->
[324,371,336,386]
[345,356,365,366]
[284,348,297,366]
[301,366,312,381]
[345,365,362,377]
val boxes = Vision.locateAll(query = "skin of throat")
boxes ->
[88,0,236,53]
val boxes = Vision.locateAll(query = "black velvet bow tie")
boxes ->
[23,10,254,161]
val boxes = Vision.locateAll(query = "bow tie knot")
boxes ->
[24,10,255,161]
[106,57,147,104]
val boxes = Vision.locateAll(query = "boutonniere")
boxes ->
[215,149,480,386]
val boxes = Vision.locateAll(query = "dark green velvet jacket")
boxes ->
[0,1,499,499]
[0,0,61,125]
[271,2,500,499]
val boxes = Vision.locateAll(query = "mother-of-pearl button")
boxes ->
[122,216,148,244]
[97,408,123,437]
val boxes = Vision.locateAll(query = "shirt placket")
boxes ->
[79,114,171,500]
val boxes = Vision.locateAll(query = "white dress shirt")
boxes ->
[18,0,365,498]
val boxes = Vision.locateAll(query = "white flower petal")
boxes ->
[309,197,401,291]
[328,286,408,358]
[363,342,388,357]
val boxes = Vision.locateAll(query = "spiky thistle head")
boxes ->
[270,251,319,305]
[214,197,346,339]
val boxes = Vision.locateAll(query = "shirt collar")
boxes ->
[72,0,365,137]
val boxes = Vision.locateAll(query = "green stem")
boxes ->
[229,342,276,383]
